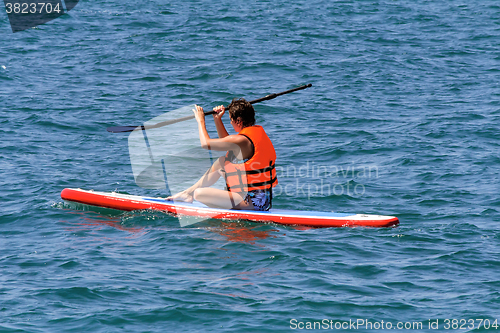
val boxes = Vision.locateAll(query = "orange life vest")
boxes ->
[223,125,278,193]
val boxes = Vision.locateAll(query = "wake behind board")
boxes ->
[61,188,399,228]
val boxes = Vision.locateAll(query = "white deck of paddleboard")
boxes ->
[76,189,394,221]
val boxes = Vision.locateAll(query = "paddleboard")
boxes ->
[60,188,399,228]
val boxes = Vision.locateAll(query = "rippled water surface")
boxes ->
[1,0,500,332]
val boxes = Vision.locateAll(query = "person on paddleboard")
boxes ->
[167,98,278,211]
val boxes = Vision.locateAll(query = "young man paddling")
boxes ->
[167,99,278,211]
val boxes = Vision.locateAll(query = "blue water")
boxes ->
[2,0,500,332]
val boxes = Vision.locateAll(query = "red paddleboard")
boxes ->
[61,188,399,228]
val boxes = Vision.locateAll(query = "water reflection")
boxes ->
[206,221,279,244]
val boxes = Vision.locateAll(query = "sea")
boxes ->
[1,0,500,332]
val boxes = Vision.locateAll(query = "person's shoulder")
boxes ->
[225,134,249,144]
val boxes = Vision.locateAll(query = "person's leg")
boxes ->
[193,187,254,210]
[168,156,225,202]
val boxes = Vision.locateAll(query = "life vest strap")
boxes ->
[224,164,275,177]
[226,176,277,191]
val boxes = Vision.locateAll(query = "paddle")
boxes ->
[106,84,312,133]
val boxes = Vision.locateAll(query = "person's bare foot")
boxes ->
[167,191,193,203]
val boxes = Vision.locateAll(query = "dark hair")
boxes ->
[228,98,255,128]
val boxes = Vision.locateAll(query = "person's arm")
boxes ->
[212,105,229,138]
[193,105,248,155]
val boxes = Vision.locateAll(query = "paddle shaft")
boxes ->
[206,83,313,115]
[107,84,312,133]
